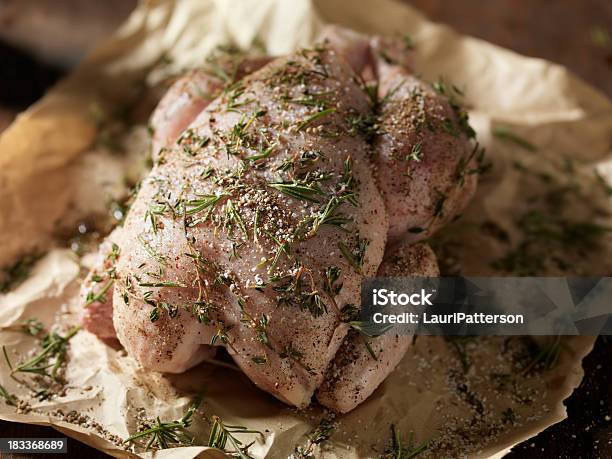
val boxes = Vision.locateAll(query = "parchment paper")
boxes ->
[1,0,612,458]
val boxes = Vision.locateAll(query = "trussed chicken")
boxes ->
[79,27,478,412]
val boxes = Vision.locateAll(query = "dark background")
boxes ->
[0,0,610,457]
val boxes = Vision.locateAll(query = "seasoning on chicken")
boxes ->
[316,242,439,413]
[79,26,480,412]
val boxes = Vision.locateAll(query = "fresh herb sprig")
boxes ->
[385,425,429,459]
[3,326,80,381]
[208,415,262,459]
[125,397,201,450]
[297,108,337,131]
[293,417,334,458]
[84,280,113,307]
[338,238,369,273]
[269,182,323,203]
[0,382,16,405]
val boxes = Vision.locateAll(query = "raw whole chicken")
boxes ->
[79,26,478,411]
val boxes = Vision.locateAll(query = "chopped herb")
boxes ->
[245,143,276,162]
[297,108,337,131]
[201,167,215,179]
[149,301,178,322]
[177,129,210,156]
[268,181,323,203]
[138,281,186,288]
[346,112,379,141]
[266,231,291,270]
[323,266,342,296]
[338,238,369,273]
[210,323,232,346]
[280,342,303,360]
[446,336,476,373]
[185,194,226,216]
[293,417,335,458]
[22,318,44,337]
[138,235,169,266]
[315,199,351,231]
[255,314,270,346]
[251,355,268,365]
[224,200,248,236]
[407,142,422,162]
[84,280,113,307]
[193,302,216,325]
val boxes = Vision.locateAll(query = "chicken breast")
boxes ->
[80,56,271,339]
[371,37,478,244]
[151,56,271,159]
[316,242,439,413]
[112,43,388,408]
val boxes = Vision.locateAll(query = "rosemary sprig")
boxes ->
[268,233,291,271]
[245,143,277,162]
[208,415,262,459]
[309,197,352,235]
[185,194,226,216]
[138,234,169,266]
[145,202,168,234]
[4,326,80,380]
[386,425,429,459]
[84,280,113,307]
[125,397,201,450]
[224,200,248,236]
[297,108,337,131]
[0,382,16,405]
[268,182,323,203]
[337,239,369,273]
[293,417,335,458]
[138,281,187,288]
[22,318,44,337]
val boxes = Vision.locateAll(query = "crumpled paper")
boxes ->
[1,0,611,457]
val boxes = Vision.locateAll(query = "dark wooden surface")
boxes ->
[1,1,611,458]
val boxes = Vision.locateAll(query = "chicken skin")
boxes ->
[79,28,478,411]
[370,37,478,244]
[150,56,271,159]
[112,44,388,408]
